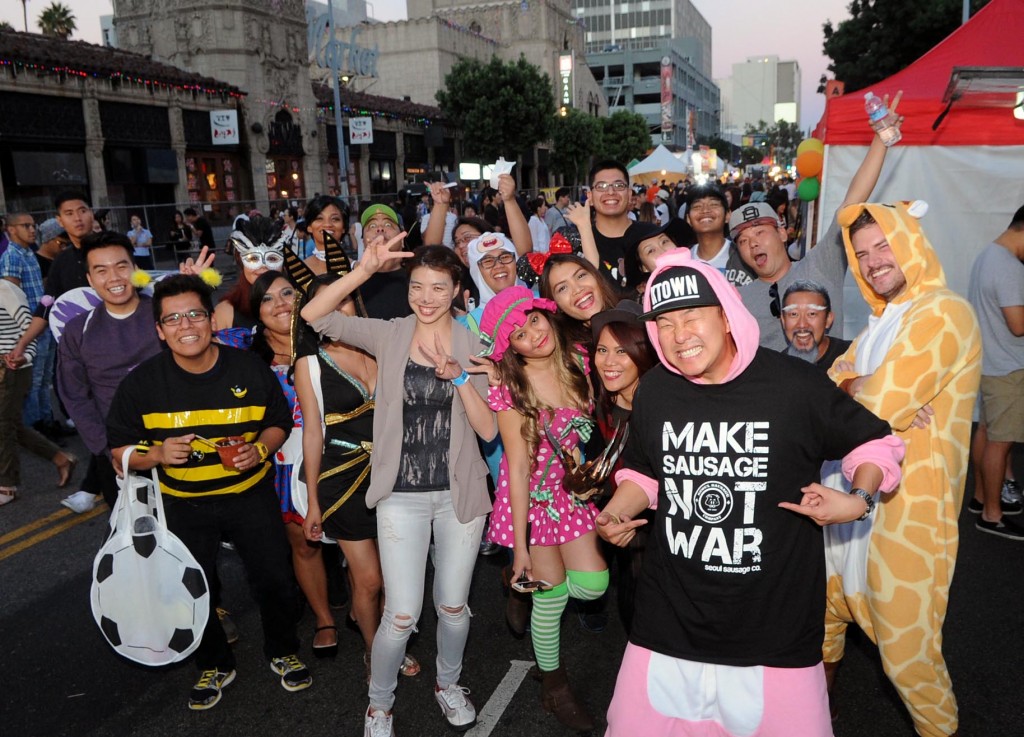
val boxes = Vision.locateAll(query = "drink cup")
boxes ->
[216,437,246,469]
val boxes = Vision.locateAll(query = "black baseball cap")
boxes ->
[639,266,721,320]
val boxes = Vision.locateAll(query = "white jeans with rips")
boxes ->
[368,489,486,712]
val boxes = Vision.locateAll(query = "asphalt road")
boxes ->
[1,434,1021,737]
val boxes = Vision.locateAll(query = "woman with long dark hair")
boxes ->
[302,195,349,277]
[301,242,496,737]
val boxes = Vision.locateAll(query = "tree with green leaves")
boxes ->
[743,119,802,165]
[37,1,76,40]
[550,109,604,186]
[599,110,650,165]
[823,0,991,93]
[436,55,554,162]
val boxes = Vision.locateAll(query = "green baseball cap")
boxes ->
[360,203,399,229]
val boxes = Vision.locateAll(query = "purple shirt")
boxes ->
[57,296,162,456]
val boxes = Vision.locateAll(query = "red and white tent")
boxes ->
[813,0,1024,335]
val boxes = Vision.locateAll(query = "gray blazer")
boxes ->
[311,312,493,523]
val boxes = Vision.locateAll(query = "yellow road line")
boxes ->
[0,508,72,546]
[0,506,106,562]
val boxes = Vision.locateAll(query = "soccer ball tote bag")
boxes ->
[90,447,211,666]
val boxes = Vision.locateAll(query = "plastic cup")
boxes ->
[215,437,246,469]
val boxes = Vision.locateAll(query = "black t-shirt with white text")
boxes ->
[622,348,891,668]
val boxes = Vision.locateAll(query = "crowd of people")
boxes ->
[0,101,1022,737]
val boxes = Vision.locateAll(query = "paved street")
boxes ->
[1,434,1021,737]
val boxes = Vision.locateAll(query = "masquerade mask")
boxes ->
[230,229,288,271]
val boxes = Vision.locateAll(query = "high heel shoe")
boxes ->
[312,625,338,659]
[54,453,79,489]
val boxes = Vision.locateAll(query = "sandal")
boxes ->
[55,453,79,489]
[0,487,16,506]
[312,625,338,659]
[400,653,421,677]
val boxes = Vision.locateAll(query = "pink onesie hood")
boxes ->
[642,247,760,383]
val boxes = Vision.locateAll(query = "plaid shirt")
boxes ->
[0,243,45,312]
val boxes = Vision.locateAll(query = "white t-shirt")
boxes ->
[655,203,670,226]
[420,211,458,248]
[692,238,732,271]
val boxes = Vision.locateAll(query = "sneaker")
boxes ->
[434,683,477,731]
[478,540,502,556]
[270,654,312,692]
[188,668,236,710]
[976,516,1024,541]
[61,490,98,514]
[217,607,239,645]
[966,497,1022,516]
[364,707,395,737]
[1001,479,1023,505]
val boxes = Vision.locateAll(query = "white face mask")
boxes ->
[230,230,288,271]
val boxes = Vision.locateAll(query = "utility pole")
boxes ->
[327,0,350,201]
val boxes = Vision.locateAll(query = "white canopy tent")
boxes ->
[627,145,689,183]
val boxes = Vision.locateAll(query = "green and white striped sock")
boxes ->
[531,581,569,672]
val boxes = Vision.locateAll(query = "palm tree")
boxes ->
[37,2,76,40]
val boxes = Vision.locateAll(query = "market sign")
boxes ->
[211,110,239,145]
[349,117,373,145]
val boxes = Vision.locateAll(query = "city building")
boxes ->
[718,55,801,144]
[577,0,719,150]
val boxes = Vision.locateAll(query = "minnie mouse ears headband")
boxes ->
[515,226,584,286]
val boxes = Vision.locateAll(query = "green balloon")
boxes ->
[797,177,820,201]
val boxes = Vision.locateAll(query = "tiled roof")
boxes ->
[0,29,244,98]
[313,82,443,123]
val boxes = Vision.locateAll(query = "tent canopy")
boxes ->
[813,0,1024,146]
[628,145,689,182]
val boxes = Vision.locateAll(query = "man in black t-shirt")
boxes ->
[778,279,850,370]
[107,275,310,711]
[596,250,904,737]
[184,207,216,251]
[588,159,635,288]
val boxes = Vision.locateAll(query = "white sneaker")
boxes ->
[1001,479,1023,505]
[364,706,395,737]
[434,683,476,730]
[61,490,98,514]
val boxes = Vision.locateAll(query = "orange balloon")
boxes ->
[796,150,823,178]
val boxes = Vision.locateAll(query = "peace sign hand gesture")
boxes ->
[419,332,464,381]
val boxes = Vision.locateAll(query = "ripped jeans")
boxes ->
[369,489,486,711]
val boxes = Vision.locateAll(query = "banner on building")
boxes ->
[349,117,373,145]
[210,110,239,145]
[660,56,673,133]
[559,54,574,109]
[686,107,696,149]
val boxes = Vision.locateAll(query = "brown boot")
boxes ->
[823,660,840,721]
[541,666,594,732]
[502,566,531,638]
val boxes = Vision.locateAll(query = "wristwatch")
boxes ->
[253,441,270,463]
[848,487,875,521]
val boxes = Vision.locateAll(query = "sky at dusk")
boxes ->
[1,0,856,130]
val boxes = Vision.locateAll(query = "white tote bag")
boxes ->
[90,448,210,666]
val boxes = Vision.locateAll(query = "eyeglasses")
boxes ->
[240,251,284,271]
[592,181,628,193]
[769,282,781,319]
[454,230,480,247]
[478,252,515,270]
[780,305,828,320]
[159,309,211,326]
[10,222,36,229]
[689,201,725,213]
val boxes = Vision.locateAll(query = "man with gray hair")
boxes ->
[778,280,850,369]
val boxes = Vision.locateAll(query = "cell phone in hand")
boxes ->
[512,578,553,594]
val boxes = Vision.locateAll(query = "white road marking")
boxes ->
[465,659,534,737]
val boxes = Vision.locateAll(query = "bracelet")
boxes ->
[451,370,470,386]
[848,487,875,521]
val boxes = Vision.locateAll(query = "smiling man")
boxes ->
[595,248,904,737]
[107,273,309,711]
[779,280,850,369]
[588,160,636,286]
[56,232,163,512]
[825,202,981,737]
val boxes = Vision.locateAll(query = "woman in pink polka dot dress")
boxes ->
[477,286,609,732]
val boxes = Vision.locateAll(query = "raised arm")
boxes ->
[497,174,532,256]
[840,91,902,209]
[423,181,452,246]
[563,201,600,268]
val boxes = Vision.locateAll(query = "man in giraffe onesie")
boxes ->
[825,201,981,737]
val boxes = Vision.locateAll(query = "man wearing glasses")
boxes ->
[588,160,636,287]
[778,280,850,369]
[107,273,310,711]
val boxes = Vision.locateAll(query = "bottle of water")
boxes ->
[863,92,902,147]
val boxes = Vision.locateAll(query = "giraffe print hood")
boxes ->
[839,201,947,317]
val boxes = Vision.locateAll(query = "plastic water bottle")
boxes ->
[864,92,902,147]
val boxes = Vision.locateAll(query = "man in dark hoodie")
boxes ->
[596,248,905,737]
